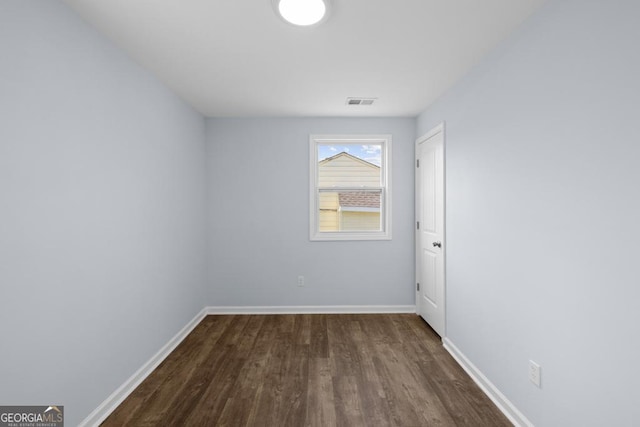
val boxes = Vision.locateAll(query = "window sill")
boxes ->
[310,231,392,241]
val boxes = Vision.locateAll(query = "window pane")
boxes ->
[318,190,382,232]
[310,134,391,241]
[318,144,381,186]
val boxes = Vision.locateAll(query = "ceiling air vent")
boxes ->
[346,97,376,106]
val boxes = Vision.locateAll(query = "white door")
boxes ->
[416,123,445,337]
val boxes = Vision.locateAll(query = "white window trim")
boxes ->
[309,134,392,241]
[339,207,380,213]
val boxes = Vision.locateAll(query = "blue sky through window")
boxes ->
[318,144,382,166]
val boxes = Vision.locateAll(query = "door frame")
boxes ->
[415,122,446,336]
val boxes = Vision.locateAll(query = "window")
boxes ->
[310,134,391,241]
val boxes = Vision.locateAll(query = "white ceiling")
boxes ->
[62,0,547,118]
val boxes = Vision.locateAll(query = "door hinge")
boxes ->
[417,282,420,291]
[416,221,420,230]
[416,159,420,168]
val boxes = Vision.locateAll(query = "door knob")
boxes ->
[432,241,442,248]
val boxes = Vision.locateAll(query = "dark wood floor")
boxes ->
[102,314,511,426]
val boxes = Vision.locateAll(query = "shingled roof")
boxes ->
[338,192,380,209]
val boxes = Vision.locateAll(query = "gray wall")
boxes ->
[206,118,415,307]
[7,0,638,425]
[0,2,207,425]
[417,0,640,425]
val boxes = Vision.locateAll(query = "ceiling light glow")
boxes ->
[276,0,328,26]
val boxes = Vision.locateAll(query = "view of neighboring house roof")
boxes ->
[338,192,380,209]
[319,151,380,168]
[319,151,381,211]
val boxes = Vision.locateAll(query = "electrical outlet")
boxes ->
[529,360,541,387]
[297,275,305,287]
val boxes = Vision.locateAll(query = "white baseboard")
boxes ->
[443,338,533,427]
[78,308,208,427]
[206,305,416,315]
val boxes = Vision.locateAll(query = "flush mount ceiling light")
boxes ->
[273,0,330,27]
